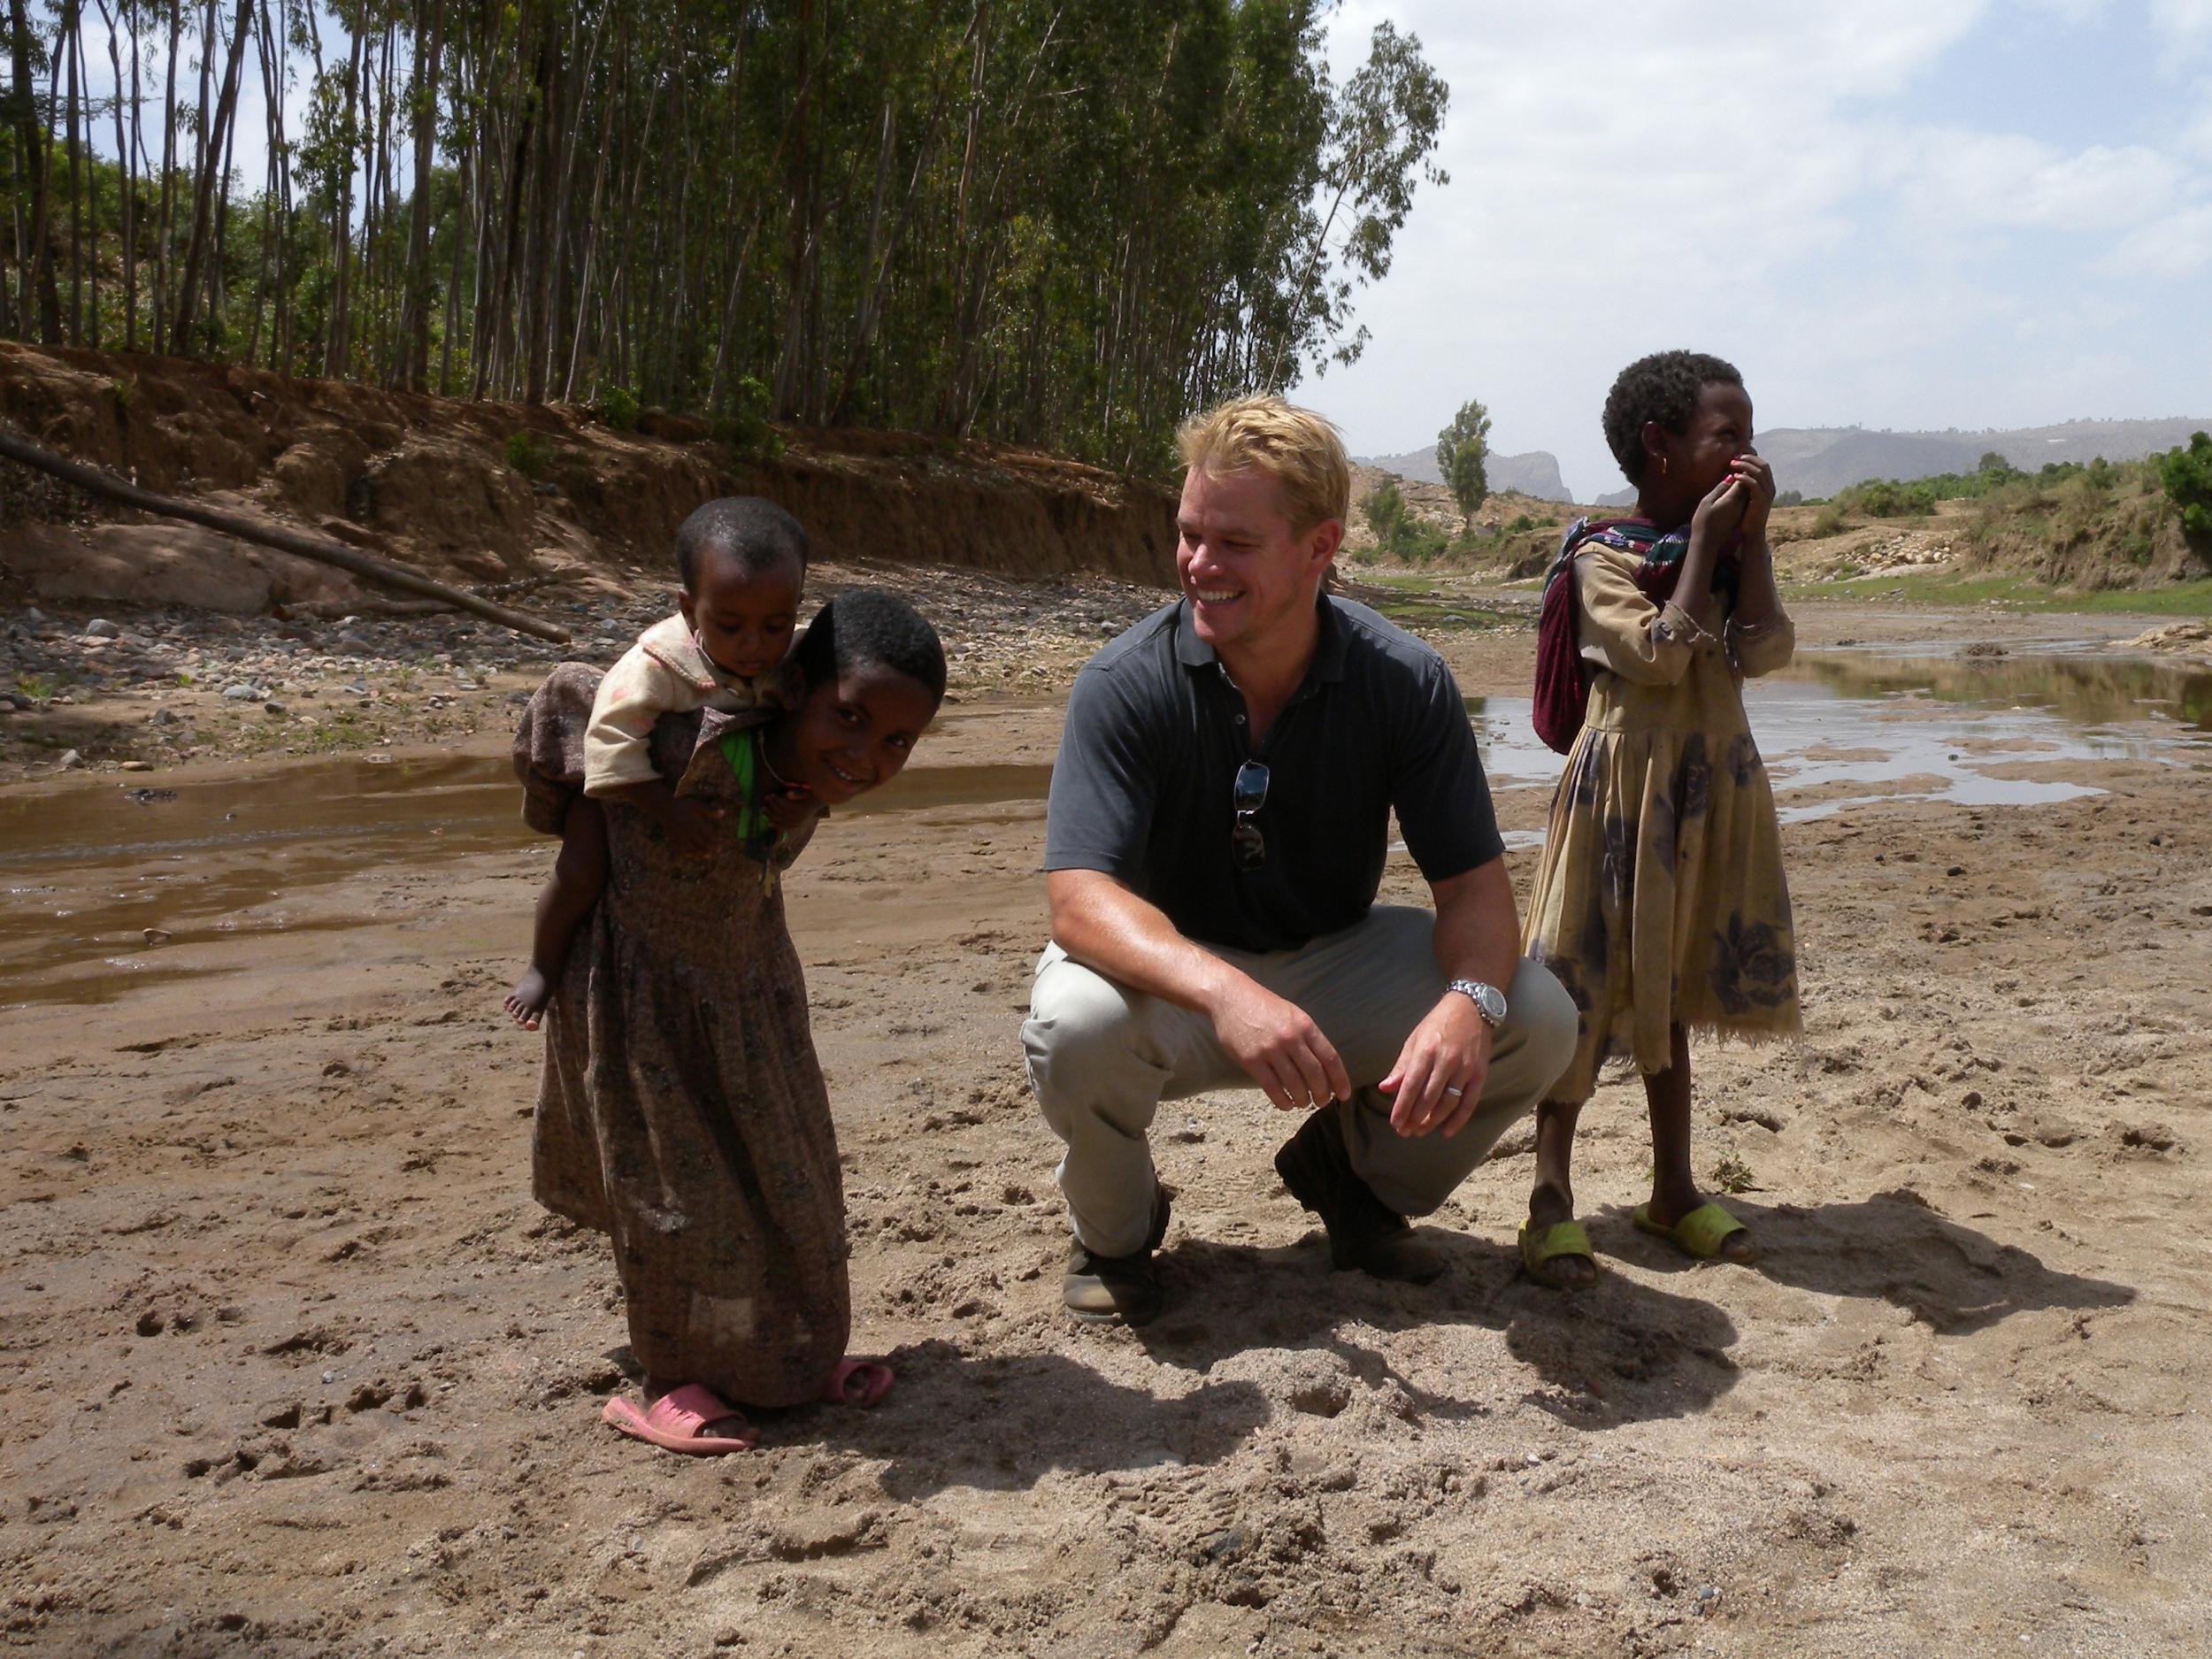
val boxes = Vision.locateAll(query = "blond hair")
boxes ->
[1175,395,1350,532]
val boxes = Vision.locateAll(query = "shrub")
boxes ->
[1809,503,1848,538]
[2156,431,2212,539]
[1842,478,1939,518]
[709,376,780,457]
[1359,480,1448,562]
[1775,488,1802,507]
[504,430,552,479]
[595,382,641,432]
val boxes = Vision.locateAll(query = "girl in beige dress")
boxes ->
[1519,351,1799,1289]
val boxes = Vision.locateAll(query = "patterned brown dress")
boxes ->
[1523,546,1801,1103]
[516,664,846,1409]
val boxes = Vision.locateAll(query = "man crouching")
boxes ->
[1022,395,1577,1325]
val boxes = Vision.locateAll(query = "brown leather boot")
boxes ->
[1274,1102,1446,1283]
[1062,1186,1172,1325]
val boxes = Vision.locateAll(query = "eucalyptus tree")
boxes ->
[1,0,1448,477]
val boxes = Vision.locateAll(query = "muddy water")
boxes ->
[7,648,2208,1008]
[0,749,1054,1009]
[1462,648,2212,848]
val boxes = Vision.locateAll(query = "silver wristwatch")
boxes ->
[1446,979,1508,1029]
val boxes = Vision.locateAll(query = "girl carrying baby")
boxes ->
[517,575,947,1450]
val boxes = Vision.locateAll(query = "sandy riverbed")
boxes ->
[2,597,2208,1657]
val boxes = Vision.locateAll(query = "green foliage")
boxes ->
[13,673,55,705]
[595,384,640,433]
[504,431,552,480]
[1711,1152,1756,1195]
[1434,398,1491,528]
[1359,480,1448,562]
[0,4,1451,474]
[1832,456,2138,520]
[2156,432,2212,539]
[1839,477,1941,517]
[1809,504,1848,537]
[709,376,779,457]
[1775,488,1803,507]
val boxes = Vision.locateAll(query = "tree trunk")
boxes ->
[96,0,132,349]
[64,0,83,344]
[396,0,444,390]
[325,22,364,377]
[170,0,252,350]
[154,0,177,350]
[5,0,64,342]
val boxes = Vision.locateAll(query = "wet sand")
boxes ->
[3,601,2208,1657]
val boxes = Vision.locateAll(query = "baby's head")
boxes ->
[772,589,948,808]
[1601,350,1753,505]
[675,497,809,682]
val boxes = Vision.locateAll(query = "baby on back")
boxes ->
[504,497,813,1027]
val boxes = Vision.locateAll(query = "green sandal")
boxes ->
[1631,1201,1757,1263]
[1518,1218,1598,1291]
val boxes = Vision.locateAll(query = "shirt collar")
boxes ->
[1173,593,1349,684]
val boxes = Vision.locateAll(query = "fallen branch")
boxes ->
[0,426,572,643]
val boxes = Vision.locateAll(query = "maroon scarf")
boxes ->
[1531,518,1739,754]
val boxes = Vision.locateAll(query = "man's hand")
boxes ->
[1378,993,1494,1137]
[1210,976,1352,1113]
[1730,450,1777,544]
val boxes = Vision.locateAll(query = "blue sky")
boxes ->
[1311,0,2212,499]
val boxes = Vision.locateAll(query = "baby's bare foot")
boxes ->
[504,969,553,1031]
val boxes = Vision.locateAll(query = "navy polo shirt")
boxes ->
[1043,595,1504,953]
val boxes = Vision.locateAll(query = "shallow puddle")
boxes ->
[0,743,1055,1009]
[7,647,2207,1007]
[1468,646,2211,844]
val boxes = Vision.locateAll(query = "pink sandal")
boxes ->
[600,1384,758,1455]
[821,1358,895,1408]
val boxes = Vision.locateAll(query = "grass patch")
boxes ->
[1341,574,1518,631]
[1711,1152,1757,1194]
[299,711,380,753]
[1785,570,2212,616]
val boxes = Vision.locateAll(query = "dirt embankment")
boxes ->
[0,342,1178,615]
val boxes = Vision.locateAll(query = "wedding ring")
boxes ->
[1443,1086,1463,1097]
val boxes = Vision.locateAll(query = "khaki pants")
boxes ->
[1021,905,1579,1256]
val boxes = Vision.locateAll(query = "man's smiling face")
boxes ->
[1174,466,1333,658]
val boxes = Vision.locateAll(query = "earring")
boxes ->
[1659,454,1669,476]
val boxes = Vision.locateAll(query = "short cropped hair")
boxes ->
[1175,395,1351,532]
[1601,351,1743,486]
[674,496,808,590]
[789,588,948,705]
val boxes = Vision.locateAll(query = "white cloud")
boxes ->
[2013,0,2111,21]
[2184,81,2212,157]
[1301,4,2212,491]
[2151,0,2212,63]
[1889,134,2187,230]
[2093,200,2212,278]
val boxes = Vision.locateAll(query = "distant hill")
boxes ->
[1593,418,2212,505]
[1354,446,1572,503]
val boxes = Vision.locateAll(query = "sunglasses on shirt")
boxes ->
[1231,759,1269,872]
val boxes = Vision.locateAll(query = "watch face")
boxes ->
[1475,984,1507,1023]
